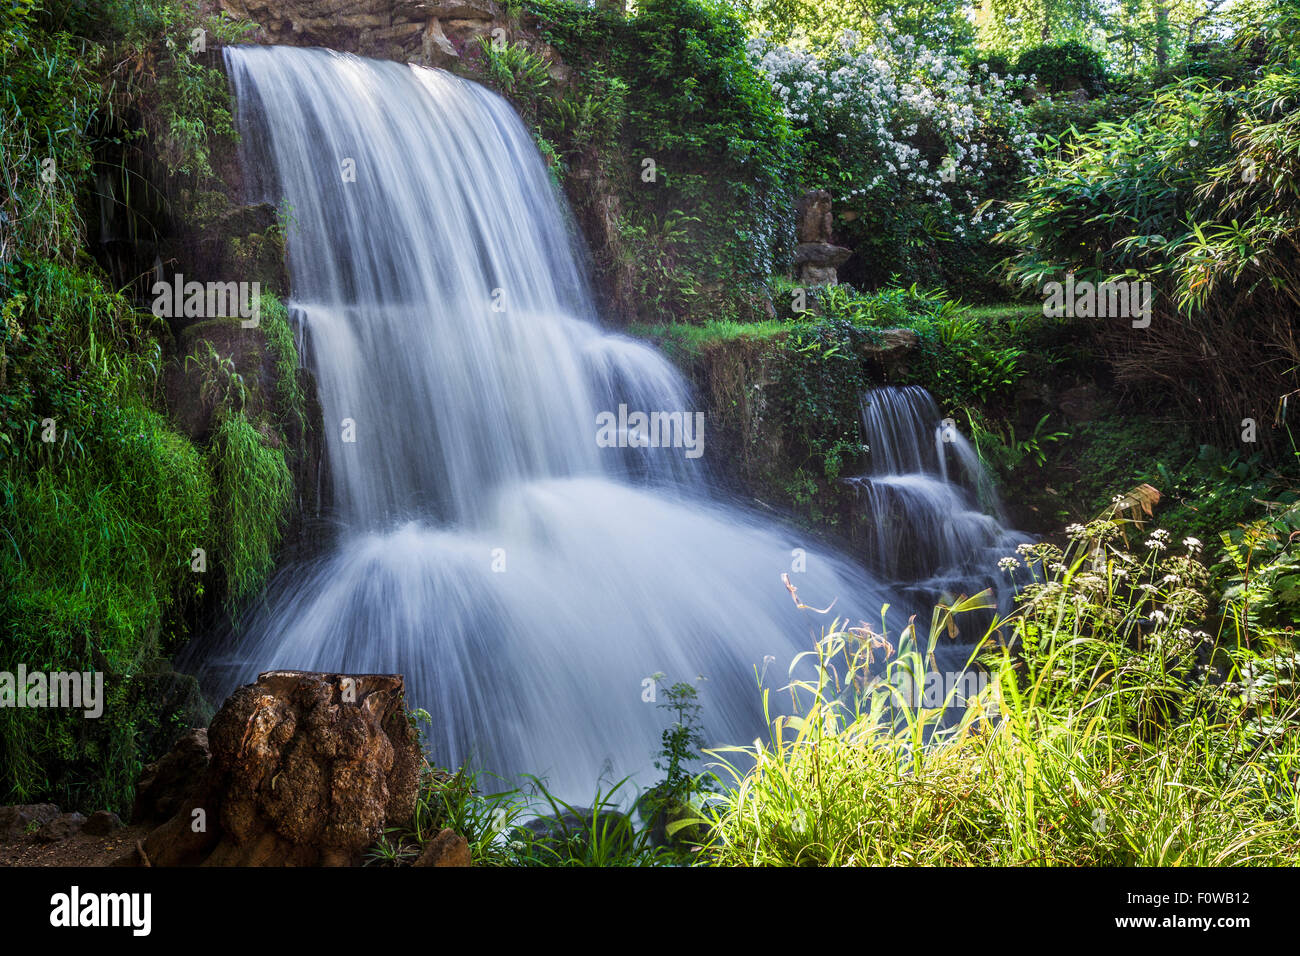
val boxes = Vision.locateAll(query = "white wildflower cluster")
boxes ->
[748,22,1038,237]
[1145,528,1171,552]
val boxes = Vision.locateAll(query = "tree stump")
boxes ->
[132,671,421,866]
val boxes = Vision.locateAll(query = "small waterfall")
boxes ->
[848,386,1029,634]
[190,47,912,800]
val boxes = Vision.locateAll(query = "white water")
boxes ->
[194,47,1024,799]
[849,386,1030,637]
[194,46,915,798]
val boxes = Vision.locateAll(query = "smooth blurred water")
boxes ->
[849,386,1030,638]
[193,46,924,798]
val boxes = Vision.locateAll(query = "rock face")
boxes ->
[133,671,421,866]
[216,0,513,71]
[163,313,330,535]
[133,728,212,826]
[794,189,853,286]
[165,319,277,444]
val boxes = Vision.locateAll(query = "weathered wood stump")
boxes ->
[131,671,421,866]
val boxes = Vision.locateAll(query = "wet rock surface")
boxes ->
[0,804,61,842]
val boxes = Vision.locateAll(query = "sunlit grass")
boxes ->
[693,524,1300,866]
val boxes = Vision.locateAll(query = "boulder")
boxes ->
[866,328,920,352]
[133,728,212,825]
[0,804,61,843]
[132,671,422,866]
[414,827,472,866]
[83,810,125,836]
[35,812,86,843]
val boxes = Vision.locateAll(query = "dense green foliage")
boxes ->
[484,0,800,322]
[700,526,1300,865]
[1016,39,1109,94]
[1,1,300,812]
[4,0,1300,870]
[999,2,1300,449]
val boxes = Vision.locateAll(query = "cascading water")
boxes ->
[848,385,1030,641]
[192,46,910,799]
[191,47,1026,799]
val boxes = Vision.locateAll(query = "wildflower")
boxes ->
[997,556,1019,572]
[1182,536,1202,553]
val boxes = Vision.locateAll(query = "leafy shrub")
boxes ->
[1217,498,1300,633]
[997,5,1300,451]
[750,25,1037,297]
[1016,40,1108,96]
[0,3,298,811]
[510,0,800,322]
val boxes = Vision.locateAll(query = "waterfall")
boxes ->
[848,386,1029,642]
[191,46,1025,800]
[193,46,909,799]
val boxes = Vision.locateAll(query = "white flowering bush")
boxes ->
[749,20,1039,292]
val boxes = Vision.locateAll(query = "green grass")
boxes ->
[365,765,683,868]
[628,318,788,353]
[960,302,1044,325]
[259,292,306,434]
[0,404,213,812]
[208,414,293,610]
[695,524,1300,866]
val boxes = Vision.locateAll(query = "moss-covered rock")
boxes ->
[637,319,919,537]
